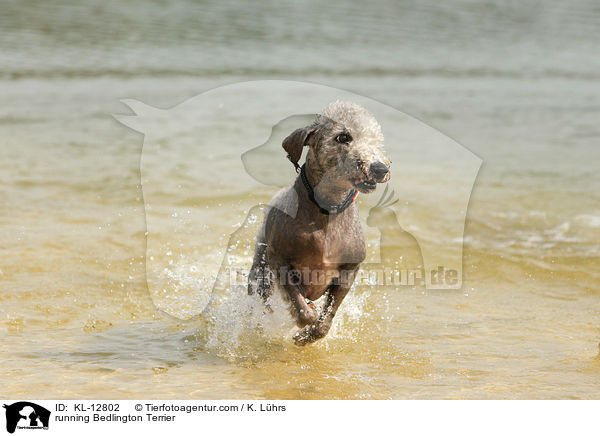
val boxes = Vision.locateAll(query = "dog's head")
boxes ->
[283,101,390,193]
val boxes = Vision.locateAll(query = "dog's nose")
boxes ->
[369,161,389,182]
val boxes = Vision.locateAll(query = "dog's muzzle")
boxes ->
[369,161,390,182]
[351,161,389,192]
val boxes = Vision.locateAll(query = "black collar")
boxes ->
[300,164,358,215]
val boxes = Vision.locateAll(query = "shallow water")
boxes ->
[1,0,600,399]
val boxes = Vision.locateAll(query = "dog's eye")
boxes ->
[335,133,352,144]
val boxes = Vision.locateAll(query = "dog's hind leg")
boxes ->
[248,242,273,302]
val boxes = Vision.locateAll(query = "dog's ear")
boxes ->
[282,126,315,171]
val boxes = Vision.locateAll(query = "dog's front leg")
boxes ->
[281,279,319,328]
[248,242,273,302]
[293,265,358,346]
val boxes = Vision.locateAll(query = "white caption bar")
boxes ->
[0,400,597,436]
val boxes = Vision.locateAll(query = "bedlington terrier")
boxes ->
[248,101,390,345]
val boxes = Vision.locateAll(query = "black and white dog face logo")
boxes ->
[3,402,50,434]
[17,407,36,427]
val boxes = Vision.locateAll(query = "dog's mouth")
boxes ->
[351,177,377,193]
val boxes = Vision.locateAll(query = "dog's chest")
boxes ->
[293,213,366,267]
[290,219,365,300]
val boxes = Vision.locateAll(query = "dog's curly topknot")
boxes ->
[317,100,384,146]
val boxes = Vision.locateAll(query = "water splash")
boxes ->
[179,266,373,362]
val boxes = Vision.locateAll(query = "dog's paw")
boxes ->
[297,307,319,328]
[293,325,318,346]
[293,322,331,346]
